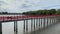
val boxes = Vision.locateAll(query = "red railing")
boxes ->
[0,14,60,21]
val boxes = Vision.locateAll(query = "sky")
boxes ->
[0,0,60,13]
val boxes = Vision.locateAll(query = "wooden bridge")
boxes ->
[0,14,60,34]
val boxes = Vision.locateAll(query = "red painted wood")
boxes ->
[0,14,60,21]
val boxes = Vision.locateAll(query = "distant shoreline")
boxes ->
[0,13,23,15]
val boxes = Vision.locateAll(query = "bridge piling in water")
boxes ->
[47,18,48,28]
[39,18,40,30]
[0,23,2,34]
[14,21,18,34]
[41,18,42,29]
[43,18,45,29]
[31,19,33,34]
[0,15,60,34]
[26,20,28,34]
[23,20,26,34]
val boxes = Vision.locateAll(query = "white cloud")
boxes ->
[0,0,60,13]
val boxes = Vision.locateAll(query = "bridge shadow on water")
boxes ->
[28,22,60,34]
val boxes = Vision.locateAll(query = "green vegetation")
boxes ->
[0,12,8,14]
[22,9,60,15]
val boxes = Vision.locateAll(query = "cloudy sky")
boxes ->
[0,0,60,13]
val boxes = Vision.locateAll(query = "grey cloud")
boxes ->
[0,1,8,6]
[42,5,60,9]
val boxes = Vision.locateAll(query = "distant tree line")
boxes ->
[22,9,60,15]
[0,12,8,14]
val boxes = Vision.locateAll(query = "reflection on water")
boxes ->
[2,22,14,34]
[2,18,56,34]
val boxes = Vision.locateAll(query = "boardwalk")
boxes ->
[0,14,60,34]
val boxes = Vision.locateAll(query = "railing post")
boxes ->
[14,21,18,34]
[0,23,2,34]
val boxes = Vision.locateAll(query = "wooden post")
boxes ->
[14,21,18,34]
[0,23,2,34]
[52,17,54,24]
[41,18,42,29]
[47,18,48,28]
[53,17,54,24]
[31,19,33,34]
[36,19,38,29]
[54,17,55,23]
[43,18,45,29]
[39,18,40,29]
[50,17,51,25]
[26,20,28,34]
[34,19,35,31]
[52,17,53,24]
[23,20,26,34]
[34,18,35,34]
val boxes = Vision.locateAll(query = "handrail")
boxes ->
[0,14,60,22]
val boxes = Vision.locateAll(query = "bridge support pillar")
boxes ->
[43,18,45,29]
[39,18,40,30]
[23,20,28,34]
[41,18,42,29]
[31,19,33,34]
[33,18,36,34]
[47,18,48,28]
[23,20,26,34]
[14,21,18,34]
[0,23,2,34]
[26,20,28,34]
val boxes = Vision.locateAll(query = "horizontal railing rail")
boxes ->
[0,14,60,22]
